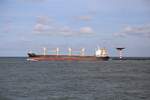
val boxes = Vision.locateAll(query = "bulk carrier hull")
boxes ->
[27,53,109,61]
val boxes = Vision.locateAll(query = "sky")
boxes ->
[0,0,150,57]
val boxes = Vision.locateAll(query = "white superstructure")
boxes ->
[95,48,108,57]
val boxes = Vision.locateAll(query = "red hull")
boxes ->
[27,54,109,61]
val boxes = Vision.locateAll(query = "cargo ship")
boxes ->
[27,47,109,61]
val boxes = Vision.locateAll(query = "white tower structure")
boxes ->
[43,47,47,56]
[80,48,85,56]
[116,48,125,59]
[56,48,59,56]
[95,49,102,57]
[68,48,72,56]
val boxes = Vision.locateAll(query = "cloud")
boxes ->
[79,27,94,34]
[33,16,94,36]
[75,15,92,21]
[2,19,12,33]
[33,16,54,33]
[114,24,150,38]
[37,16,50,25]
[34,23,52,33]
[59,26,75,36]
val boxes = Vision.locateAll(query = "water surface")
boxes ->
[0,57,150,100]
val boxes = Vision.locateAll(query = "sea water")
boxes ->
[0,57,150,100]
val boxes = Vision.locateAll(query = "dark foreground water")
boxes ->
[0,58,150,100]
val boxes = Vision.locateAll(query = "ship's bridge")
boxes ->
[95,48,108,57]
